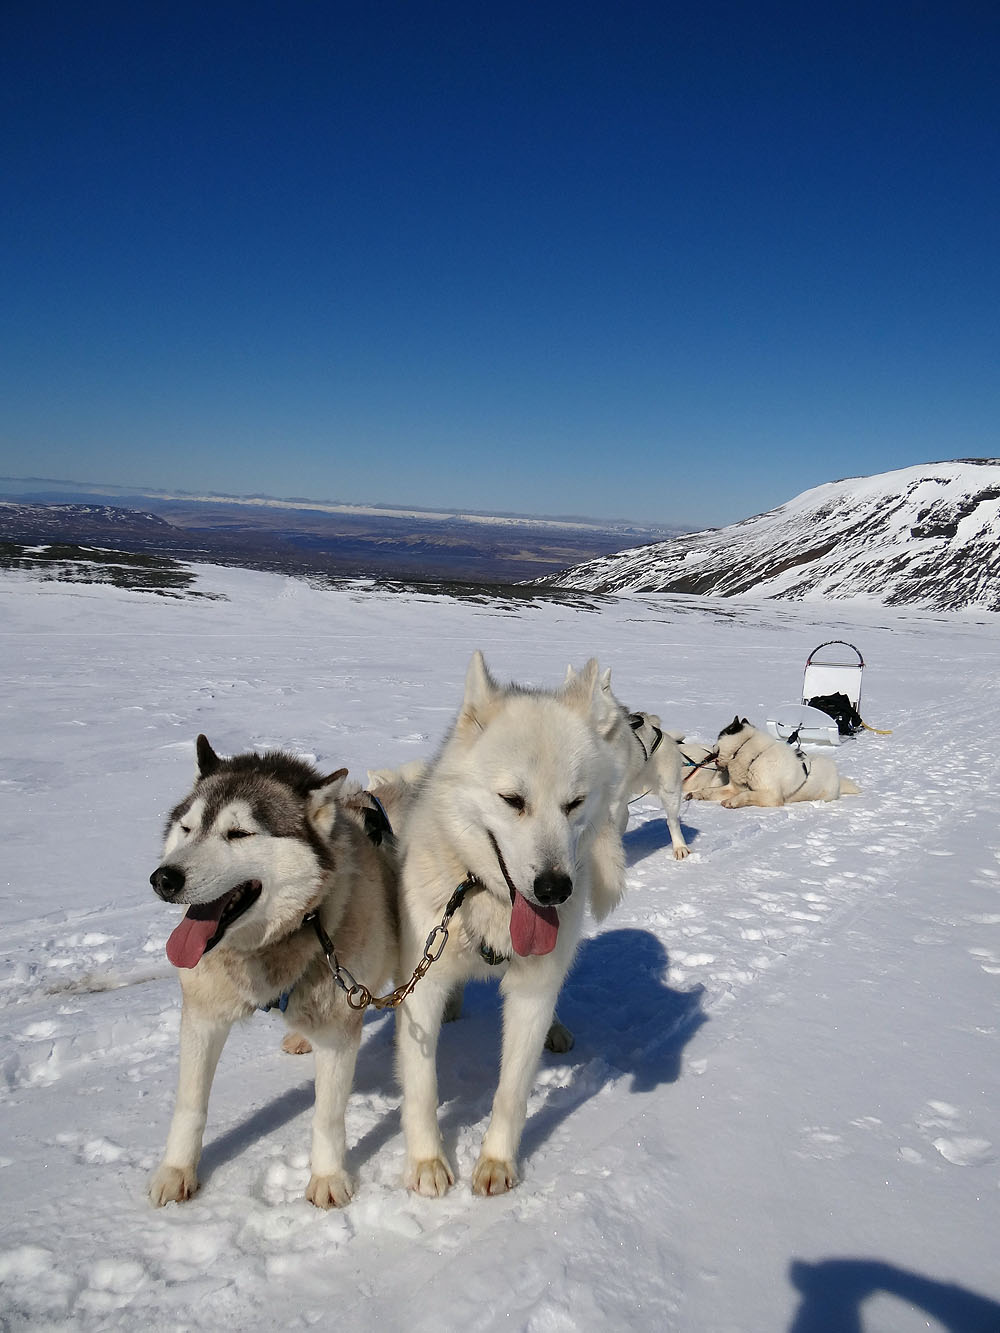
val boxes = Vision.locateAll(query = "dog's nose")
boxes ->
[533,869,572,906]
[150,864,186,900]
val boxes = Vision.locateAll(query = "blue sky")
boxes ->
[1,1,998,528]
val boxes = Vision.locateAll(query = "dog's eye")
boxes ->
[499,793,526,813]
[226,828,253,841]
[179,823,191,835]
[563,796,585,815]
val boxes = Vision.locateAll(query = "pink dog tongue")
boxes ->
[166,903,225,969]
[509,892,559,957]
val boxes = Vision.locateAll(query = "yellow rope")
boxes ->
[861,720,893,735]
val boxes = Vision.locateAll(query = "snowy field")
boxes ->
[2,563,999,1332]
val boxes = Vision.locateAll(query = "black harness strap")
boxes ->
[628,712,663,763]
[362,792,393,846]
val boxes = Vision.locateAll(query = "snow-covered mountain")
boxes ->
[538,459,1000,612]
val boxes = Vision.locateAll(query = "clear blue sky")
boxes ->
[2,1,998,527]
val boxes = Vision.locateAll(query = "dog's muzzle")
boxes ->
[150,864,186,901]
[532,869,572,907]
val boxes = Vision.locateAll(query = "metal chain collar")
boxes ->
[304,878,475,1012]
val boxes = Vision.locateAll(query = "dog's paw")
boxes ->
[544,1019,575,1053]
[281,1032,313,1055]
[149,1163,198,1207]
[471,1156,518,1196]
[406,1157,454,1197]
[672,845,691,860]
[305,1170,353,1209]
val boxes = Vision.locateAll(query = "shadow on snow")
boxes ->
[623,815,702,864]
[198,927,706,1188]
[788,1258,1000,1332]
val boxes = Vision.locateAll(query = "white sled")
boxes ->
[801,640,865,710]
[765,703,841,748]
[765,641,866,747]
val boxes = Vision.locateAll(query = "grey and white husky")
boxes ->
[148,735,398,1209]
[395,652,624,1198]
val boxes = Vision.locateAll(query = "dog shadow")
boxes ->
[433,927,707,1165]
[787,1258,1000,1332]
[624,817,701,865]
[199,928,705,1187]
[555,927,707,1093]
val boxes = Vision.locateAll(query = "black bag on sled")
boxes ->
[806,691,864,737]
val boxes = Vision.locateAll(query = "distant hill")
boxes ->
[534,459,1000,613]
[0,491,682,585]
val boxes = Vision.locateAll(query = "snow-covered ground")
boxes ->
[2,563,999,1332]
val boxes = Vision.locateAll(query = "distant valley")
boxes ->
[0,479,681,588]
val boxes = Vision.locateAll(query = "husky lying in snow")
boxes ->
[148,736,398,1209]
[689,717,861,807]
[395,651,624,1197]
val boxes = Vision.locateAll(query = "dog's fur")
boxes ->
[366,756,576,1051]
[366,759,428,825]
[148,735,398,1209]
[395,652,624,1197]
[690,717,861,807]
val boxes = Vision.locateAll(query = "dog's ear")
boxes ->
[600,667,613,692]
[196,734,221,776]
[456,650,499,734]
[306,767,348,839]
[561,657,602,721]
[563,663,578,686]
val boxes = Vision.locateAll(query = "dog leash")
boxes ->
[681,748,721,783]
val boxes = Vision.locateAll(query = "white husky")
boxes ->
[148,736,398,1209]
[565,665,692,858]
[395,652,624,1197]
[693,717,861,807]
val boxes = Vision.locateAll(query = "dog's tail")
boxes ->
[840,777,862,796]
